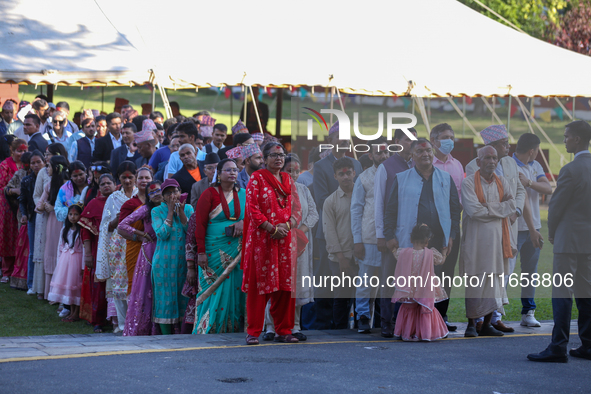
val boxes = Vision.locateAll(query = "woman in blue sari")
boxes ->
[192,158,246,334]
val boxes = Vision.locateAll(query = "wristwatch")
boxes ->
[528,179,533,187]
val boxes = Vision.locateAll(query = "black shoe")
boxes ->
[357,316,371,333]
[262,332,275,341]
[569,346,591,361]
[292,332,307,341]
[381,327,394,338]
[527,348,568,363]
[464,326,478,338]
[445,322,457,332]
[478,324,504,337]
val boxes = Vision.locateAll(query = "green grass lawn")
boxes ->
[0,286,98,337]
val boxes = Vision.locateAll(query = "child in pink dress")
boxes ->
[48,204,84,322]
[392,223,449,341]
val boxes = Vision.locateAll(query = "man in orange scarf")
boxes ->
[460,146,516,338]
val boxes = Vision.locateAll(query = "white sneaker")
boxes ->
[26,288,35,295]
[58,309,70,318]
[521,310,541,327]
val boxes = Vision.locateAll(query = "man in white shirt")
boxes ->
[512,133,553,327]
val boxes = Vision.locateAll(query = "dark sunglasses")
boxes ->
[52,119,65,125]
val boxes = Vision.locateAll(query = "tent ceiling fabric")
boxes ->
[1,0,590,97]
[0,0,151,86]
[137,0,591,97]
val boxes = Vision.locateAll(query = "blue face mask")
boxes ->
[438,139,454,155]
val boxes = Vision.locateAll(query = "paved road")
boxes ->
[0,322,589,393]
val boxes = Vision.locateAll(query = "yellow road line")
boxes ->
[0,332,574,364]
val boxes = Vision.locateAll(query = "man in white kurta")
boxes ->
[460,146,515,337]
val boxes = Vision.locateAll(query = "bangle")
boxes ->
[286,221,291,230]
[132,234,138,242]
[528,180,533,187]
[165,219,172,226]
[272,226,279,236]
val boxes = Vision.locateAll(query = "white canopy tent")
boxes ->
[0,0,151,86]
[1,0,590,98]
[119,0,591,98]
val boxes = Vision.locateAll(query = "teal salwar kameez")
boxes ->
[152,203,194,326]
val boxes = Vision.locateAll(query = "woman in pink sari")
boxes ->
[120,181,163,336]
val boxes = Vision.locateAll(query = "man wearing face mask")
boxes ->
[430,123,465,332]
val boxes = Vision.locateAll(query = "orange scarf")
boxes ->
[474,170,513,259]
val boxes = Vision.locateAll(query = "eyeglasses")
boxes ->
[91,166,104,171]
[222,168,239,174]
[204,165,217,171]
[268,153,286,159]
[52,119,65,125]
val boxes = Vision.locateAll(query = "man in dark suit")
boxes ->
[110,122,139,174]
[528,120,591,363]
[23,114,48,153]
[308,122,363,330]
[93,112,123,163]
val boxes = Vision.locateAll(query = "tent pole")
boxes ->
[230,87,233,127]
[151,84,155,111]
[553,97,573,120]
[248,86,264,135]
[573,97,576,119]
[243,85,248,128]
[414,96,430,135]
[462,96,466,137]
[481,97,516,142]
[335,88,356,160]
[487,96,497,123]
[507,96,512,134]
[158,85,173,119]
[275,88,283,137]
[447,97,480,141]
[47,85,54,103]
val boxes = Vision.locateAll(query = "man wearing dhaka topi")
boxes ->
[460,145,516,338]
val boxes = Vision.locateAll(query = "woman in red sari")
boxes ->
[0,139,26,283]
[79,174,116,332]
[242,142,302,345]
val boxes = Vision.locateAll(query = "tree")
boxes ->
[458,0,567,39]
[545,1,591,55]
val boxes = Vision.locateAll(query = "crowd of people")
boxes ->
[0,94,590,359]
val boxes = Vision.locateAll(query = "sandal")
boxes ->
[93,325,103,333]
[246,335,259,345]
[292,332,307,341]
[262,332,275,341]
[274,334,299,343]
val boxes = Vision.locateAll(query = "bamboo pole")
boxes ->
[446,97,481,141]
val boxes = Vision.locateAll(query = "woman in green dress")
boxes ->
[192,158,246,334]
[151,178,194,335]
